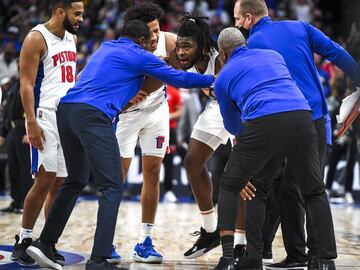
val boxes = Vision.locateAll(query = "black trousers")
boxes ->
[261,117,330,261]
[211,139,232,206]
[217,111,336,262]
[40,103,123,258]
[6,125,33,208]
[326,135,357,192]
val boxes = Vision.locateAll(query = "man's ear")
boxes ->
[219,48,227,63]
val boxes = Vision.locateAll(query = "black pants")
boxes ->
[261,117,329,261]
[211,139,232,206]
[326,135,357,192]
[40,103,123,258]
[217,111,336,262]
[6,125,33,208]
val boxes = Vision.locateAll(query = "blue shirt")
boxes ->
[215,46,311,135]
[61,37,214,120]
[248,16,360,144]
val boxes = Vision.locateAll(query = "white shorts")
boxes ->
[116,101,170,158]
[191,100,232,151]
[30,108,67,177]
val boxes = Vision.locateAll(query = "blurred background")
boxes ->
[0,0,359,210]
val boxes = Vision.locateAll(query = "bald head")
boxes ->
[218,27,246,52]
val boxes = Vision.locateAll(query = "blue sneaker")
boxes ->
[131,237,163,263]
[106,245,121,264]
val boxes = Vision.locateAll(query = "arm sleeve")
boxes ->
[306,22,360,86]
[214,78,244,135]
[138,51,215,89]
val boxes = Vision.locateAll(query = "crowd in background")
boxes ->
[0,0,359,208]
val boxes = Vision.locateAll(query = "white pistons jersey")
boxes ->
[188,50,233,150]
[32,24,76,110]
[127,31,167,111]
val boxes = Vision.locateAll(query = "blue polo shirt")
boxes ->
[248,16,360,121]
[215,46,311,135]
[61,37,214,120]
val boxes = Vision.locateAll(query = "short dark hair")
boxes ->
[50,0,83,11]
[124,2,164,24]
[177,13,217,57]
[236,0,268,17]
[120,20,150,40]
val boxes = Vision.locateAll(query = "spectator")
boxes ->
[0,43,18,81]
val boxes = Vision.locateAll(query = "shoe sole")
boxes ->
[131,253,163,263]
[184,240,220,259]
[26,246,62,270]
[184,248,207,259]
[262,258,274,265]
[265,266,307,270]
[107,257,121,264]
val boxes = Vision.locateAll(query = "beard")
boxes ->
[63,15,76,34]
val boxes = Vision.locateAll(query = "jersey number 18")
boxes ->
[61,65,74,83]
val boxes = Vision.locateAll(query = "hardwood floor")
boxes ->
[0,197,359,269]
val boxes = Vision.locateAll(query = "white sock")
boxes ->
[200,208,217,233]
[234,230,246,247]
[140,223,154,243]
[19,227,33,243]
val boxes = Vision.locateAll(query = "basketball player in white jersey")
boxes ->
[11,0,84,266]
[174,14,247,259]
[115,3,177,263]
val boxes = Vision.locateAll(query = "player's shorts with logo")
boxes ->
[116,101,170,158]
[191,100,233,150]
[30,108,67,177]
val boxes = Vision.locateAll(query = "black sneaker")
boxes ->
[184,227,220,259]
[52,243,65,266]
[234,255,263,270]
[85,259,128,270]
[1,204,23,214]
[307,258,336,270]
[10,235,36,266]
[266,258,307,269]
[26,239,62,270]
[233,244,246,266]
[213,257,234,270]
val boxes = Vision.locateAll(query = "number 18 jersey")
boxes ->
[32,24,76,110]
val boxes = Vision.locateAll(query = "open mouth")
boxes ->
[179,59,189,66]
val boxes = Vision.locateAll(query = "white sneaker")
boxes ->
[345,192,354,205]
[163,191,177,203]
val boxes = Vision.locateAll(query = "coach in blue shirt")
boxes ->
[27,20,214,270]
[213,28,336,270]
[233,0,360,268]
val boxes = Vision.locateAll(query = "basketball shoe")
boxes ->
[26,239,61,270]
[184,227,220,259]
[107,245,121,264]
[131,236,163,263]
[11,235,36,266]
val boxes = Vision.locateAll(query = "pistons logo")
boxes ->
[156,136,165,149]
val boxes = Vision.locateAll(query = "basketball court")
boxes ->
[0,196,359,269]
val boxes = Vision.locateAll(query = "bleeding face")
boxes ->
[147,19,161,52]
[175,36,201,70]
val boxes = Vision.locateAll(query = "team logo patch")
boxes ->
[0,245,86,269]
[156,136,165,149]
